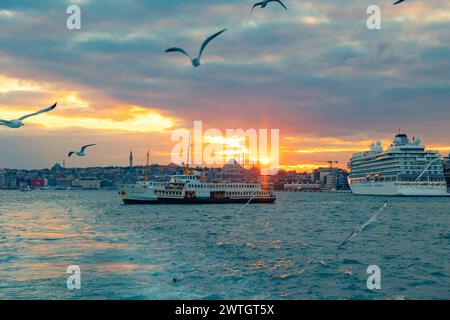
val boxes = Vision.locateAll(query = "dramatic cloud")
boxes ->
[0,0,449,169]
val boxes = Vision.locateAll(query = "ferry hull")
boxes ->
[123,197,276,205]
[349,181,449,197]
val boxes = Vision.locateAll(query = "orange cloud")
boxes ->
[0,75,44,93]
[279,164,322,172]
[0,73,176,133]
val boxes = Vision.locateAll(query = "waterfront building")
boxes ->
[313,167,349,190]
[284,182,322,192]
[313,167,334,184]
[222,159,245,182]
[77,179,101,190]
[31,178,46,189]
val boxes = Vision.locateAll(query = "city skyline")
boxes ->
[1,1,449,170]
[0,159,353,192]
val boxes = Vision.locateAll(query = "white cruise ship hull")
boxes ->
[118,183,276,204]
[349,181,449,196]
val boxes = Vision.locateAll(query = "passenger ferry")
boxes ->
[348,132,450,196]
[119,167,276,205]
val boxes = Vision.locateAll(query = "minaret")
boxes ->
[129,150,133,167]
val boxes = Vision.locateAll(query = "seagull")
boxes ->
[68,144,97,157]
[250,0,288,19]
[165,28,227,67]
[393,0,405,4]
[0,103,57,129]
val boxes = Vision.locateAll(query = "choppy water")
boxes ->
[0,190,448,300]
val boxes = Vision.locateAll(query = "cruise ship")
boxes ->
[348,132,450,196]
[119,169,276,205]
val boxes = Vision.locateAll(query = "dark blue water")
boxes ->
[0,190,448,299]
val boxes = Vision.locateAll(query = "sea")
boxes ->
[0,190,448,300]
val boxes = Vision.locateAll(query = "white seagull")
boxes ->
[393,0,406,4]
[68,144,97,157]
[165,28,227,67]
[250,0,288,19]
[0,103,57,129]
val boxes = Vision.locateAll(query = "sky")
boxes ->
[0,0,449,170]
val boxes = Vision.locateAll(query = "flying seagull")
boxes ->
[338,201,388,249]
[0,103,57,129]
[165,28,227,67]
[68,144,97,157]
[393,0,405,4]
[250,0,288,19]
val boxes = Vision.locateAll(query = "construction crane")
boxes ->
[313,160,339,169]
